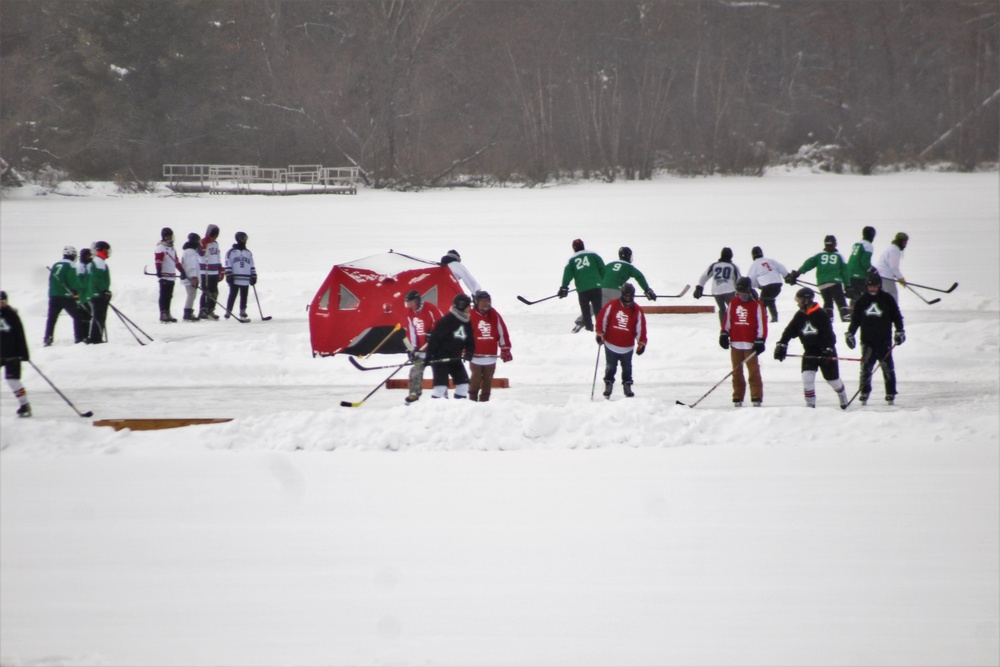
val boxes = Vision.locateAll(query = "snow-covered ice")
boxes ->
[1,171,998,666]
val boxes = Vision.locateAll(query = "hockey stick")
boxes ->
[885,278,957,294]
[517,289,575,305]
[340,363,408,407]
[677,351,758,408]
[788,353,863,362]
[843,345,897,410]
[349,356,460,372]
[650,284,691,299]
[45,264,100,341]
[590,343,603,401]
[363,323,402,358]
[111,306,146,345]
[904,284,941,305]
[108,303,154,342]
[143,265,189,281]
[27,360,94,417]
[198,285,249,323]
[251,285,272,321]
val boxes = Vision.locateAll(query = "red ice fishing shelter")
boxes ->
[309,250,464,357]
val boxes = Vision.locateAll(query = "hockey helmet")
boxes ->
[188,232,201,244]
[92,241,111,257]
[620,282,636,304]
[824,234,837,249]
[474,289,491,303]
[161,227,174,240]
[751,246,763,260]
[235,231,248,245]
[866,272,883,291]
[572,239,585,252]
[453,293,472,311]
[862,226,876,242]
[0,290,7,303]
[63,245,77,260]
[795,286,815,302]
[720,247,733,262]
[735,277,752,294]
[618,246,633,262]
[79,248,92,264]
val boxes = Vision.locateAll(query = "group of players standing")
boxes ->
[558,228,909,407]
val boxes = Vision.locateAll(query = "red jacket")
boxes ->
[722,295,767,349]
[596,299,647,352]
[405,302,442,350]
[470,306,511,361]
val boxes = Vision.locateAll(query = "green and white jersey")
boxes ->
[798,251,848,285]
[561,251,605,291]
[603,260,651,291]
[48,259,80,297]
[846,240,874,280]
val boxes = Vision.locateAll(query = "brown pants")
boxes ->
[469,363,496,402]
[731,348,762,402]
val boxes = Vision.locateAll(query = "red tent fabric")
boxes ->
[309,250,464,357]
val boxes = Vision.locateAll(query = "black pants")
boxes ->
[2,357,22,381]
[603,347,634,385]
[45,296,80,342]
[801,354,840,381]
[431,359,469,387]
[200,275,221,315]
[158,279,175,314]
[713,292,734,325]
[759,284,782,321]
[846,277,866,308]
[88,294,109,344]
[819,283,849,320]
[859,341,896,397]
[226,284,249,314]
[577,287,603,330]
[75,302,92,343]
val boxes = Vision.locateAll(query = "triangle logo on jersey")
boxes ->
[801,322,819,337]
[864,302,884,318]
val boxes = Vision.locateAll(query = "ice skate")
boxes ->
[16,403,31,418]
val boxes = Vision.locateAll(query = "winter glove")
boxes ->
[218,269,226,280]
[500,347,513,363]
[774,342,787,362]
[250,274,257,286]
[179,269,187,281]
[897,277,907,288]
[156,268,163,279]
[226,274,235,286]
[894,330,905,345]
[753,337,766,355]
[636,343,645,356]
[595,334,603,345]
[845,331,857,349]
[692,285,703,299]
[102,290,112,300]
[821,347,836,366]
[557,286,569,299]
[644,289,657,301]
[718,331,730,350]
[784,270,800,285]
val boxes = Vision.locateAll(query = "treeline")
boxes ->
[1,1,997,188]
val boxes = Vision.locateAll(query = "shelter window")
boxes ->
[339,285,360,310]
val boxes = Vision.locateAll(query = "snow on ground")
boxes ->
[1,171,998,666]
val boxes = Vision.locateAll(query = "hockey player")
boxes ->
[602,246,656,305]
[720,277,767,407]
[558,238,605,333]
[875,232,909,303]
[74,248,93,343]
[199,224,223,319]
[180,233,202,322]
[745,246,788,323]
[224,231,257,320]
[694,247,740,325]
[469,290,512,402]
[44,245,81,346]
[86,241,112,344]
[402,289,442,404]
[425,293,476,400]
[786,235,851,322]
[845,226,876,308]
[774,287,849,408]
[845,272,905,405]
[1,291,32,417]
[440,249,481,295]
[595,282,647,399]
[154,227,186,323]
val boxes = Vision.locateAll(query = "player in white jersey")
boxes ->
[746,246,789,323]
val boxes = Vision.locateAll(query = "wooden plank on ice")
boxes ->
[94,418,234,432]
